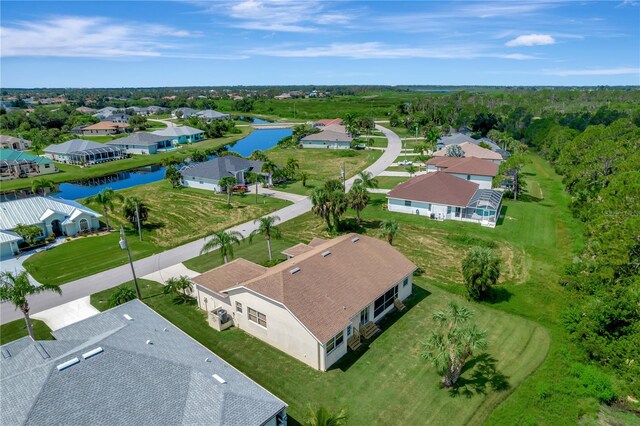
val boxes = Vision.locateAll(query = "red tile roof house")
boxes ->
[190,234,416,371]
[387,171,503,227]
[425,156,498,189]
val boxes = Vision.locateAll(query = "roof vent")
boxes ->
[123,314,133,321]
[212,374,227,384]
[163,327,168,332]
[351,237,360,243]
[322,250,331,257]
[289,267,301,274]
[57,357,80,371]
[1,349,11,359]
[82,347,103,360]
[146,340,153,345]
[205,357,211,362]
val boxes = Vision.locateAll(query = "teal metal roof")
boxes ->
[0,149,53,165]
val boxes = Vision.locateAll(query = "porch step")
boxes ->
[347,335,362,351]
[360,321,381,340]
[394,298,406,312]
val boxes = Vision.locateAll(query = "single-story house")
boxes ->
[80,121,130,136]
[301,124,352,149]
[105,132,172,155]
[0,135,32,150]
[191,233,416,371]
[195,110,231,121]
[425,156,498,189]
[92,107,121,120]
[44,139,125,165]
[0,196,101,256]
[0,300,287,425]
[0,149,57,179]
[0,230,22,258]
[437,133,510,160]
[151,126,205,144]
[75,106,97,114]
[172,107,199,118]
[104,113,131,123]
[180,156,264,191]
[432,142,503,164]
[387,171,503,227]
[313,118,342,128]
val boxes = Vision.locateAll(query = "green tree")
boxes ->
[353,171,378,189]
[261,160,278,186]
[163,275,193,302]
[122,196,149,229]
[85,187,123,231]
[0,271,62,339]
[200,230,243,263]
[128,115,148,130]
[31,177,55,195]
[249,150,268,161]
[165,165,182,188]
[108,286,137,308]
[461,246,501,300]
[285,157,300,179]
[219,176,237,206]
[445,145,465,157]
[249,215,282,261]
[421,302,488,387]
[304,406,349,426]
[478,141,492,150]
[424,126,441,153]
[347,183,369,224]
[406,165,418,176]
[378,219,400,245]
[324,179,344,193]
[327,190,347,232]
[311,188,332,231]
[13,224,43,245]
[298,171,310,187]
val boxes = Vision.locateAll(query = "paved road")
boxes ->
[0,125,401,324]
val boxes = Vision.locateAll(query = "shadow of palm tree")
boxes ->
[448,353,510,398]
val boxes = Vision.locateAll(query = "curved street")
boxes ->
[0,125,401,324]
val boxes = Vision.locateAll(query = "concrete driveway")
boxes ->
[31,296,100,331]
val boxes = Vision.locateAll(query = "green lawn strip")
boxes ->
[376,176,408,188]
[0,128,251,192]
[90,278,548,425]
[384,165,423,172]
[23,180,291,285]
[0,318,53,344]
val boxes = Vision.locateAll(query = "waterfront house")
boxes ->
[180,156,264,191]
[105,132,172,155]
[151,126,205,144]
[195,110,231,121]
[0,149,57,180]
[44,139,125,165]
[301,124,352,149]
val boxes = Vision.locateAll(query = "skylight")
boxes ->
[289,267,301,274]
[56,357,80,371]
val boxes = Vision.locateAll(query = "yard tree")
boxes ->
[219,177,237,206]
[164,165,182,188]
[378,219,400,245]
[249,150,269,161]
[285,157,300,179]
[13,224,43,246]
[200,230,243,264]
[163,275,193,302]
[324,179,344,193]
[424,126,441,153]
[108,286,136,308]
[249,215,282,261]
[445,145,465,158]
[298,171,310,187]
[31,177,55,195]
[304,406,348,426]
[122,196,149,229]
[85,187,123,231]
[421,302,488,388]
[327,190,347,232]
[261,160,277,186]
[128,115,148,130]
[347,182,369,225]
[354,170,378,189]
[406,165,418,176]
[0,271,62,339]
[461,246,501,300]
[311,188,332,231]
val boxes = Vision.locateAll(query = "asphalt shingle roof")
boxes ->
[180,157,264,181]
[105,133,171,147]
[0,300,286,426]
[151,126,204,138]
[43,139,106,154]
[388,171,479,207]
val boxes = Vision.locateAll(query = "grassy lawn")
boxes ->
[376,176,409,188]
[23,180,290,285]
[91,278,549,425]
[0,318,53,344]
[1,128,251,192]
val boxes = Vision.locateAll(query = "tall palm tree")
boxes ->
[378,219,400,245]
[0,271,62,339]
[327,190,347,232]
[424,126,441,154]
[304,406,348,426]
[261,161,278,187]
[163,275,193,301]
[86,188,123,230]
[31,178,55,195]
[285,157,300,179]
[354,171,378,189]
[219,177,237,206]
[249,215,282,261]
[311,188,332,231]
[347,183,369,224]
[461,246,501,300]
[200,230,243,263]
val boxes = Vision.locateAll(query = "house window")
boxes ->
[403,277,409,287]
[466,174,471,180]
[347,325,352,337]
[404,200,411,207]
[326,330,344,355]
[374,285,398,318]
[248,307,267,327]
[447,206,452,215]
[236,302,242,313]
[79,219,89,231]
[44,164,50,168]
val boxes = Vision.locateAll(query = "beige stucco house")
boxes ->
[191,233,416,371]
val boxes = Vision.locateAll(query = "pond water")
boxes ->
[52,127,292,200]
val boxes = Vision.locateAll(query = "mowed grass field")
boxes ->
[0,318,53,345]
[23,180,290,285]
[91,278,549,425]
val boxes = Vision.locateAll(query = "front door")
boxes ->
[455,207,462,218]
[360,306,370,325]
[51,219,63,236]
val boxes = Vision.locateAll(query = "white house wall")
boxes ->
[449,173,493,189]
[182,176,221,192]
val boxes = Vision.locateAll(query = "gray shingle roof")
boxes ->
[195,110,230,120]
[105,133,170,147]
[0,300,286,426]
[44,139,105,154]
[180,157,264,181]
[151,126,204,138]
[0,196,101,230]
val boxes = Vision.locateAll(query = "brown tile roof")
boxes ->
[281,243,314,258]
[83,121,130,131]
[227,234,416,343]
[427,156,498,177]
[387,171,479,207]
[308,237,327,247]
[432,142,502,161]
[191,258,267,295]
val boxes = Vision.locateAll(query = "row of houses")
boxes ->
[172,108,231,121]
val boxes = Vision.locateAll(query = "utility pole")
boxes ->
[119,226,142,300]
[341,162,346,192]
[135,202,142,242]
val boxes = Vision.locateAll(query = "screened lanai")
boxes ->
[463,189,503,224]
[67,145,125,165]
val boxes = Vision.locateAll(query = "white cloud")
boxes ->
[505,34,555,47]
[0,16,205,58]
[543,67,640,76]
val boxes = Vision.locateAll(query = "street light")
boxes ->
[119,226,142,300]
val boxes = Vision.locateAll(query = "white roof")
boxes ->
[0,197,101,230]
[151,126,204,138]
[44,139,105,155]
[0,230,22,243]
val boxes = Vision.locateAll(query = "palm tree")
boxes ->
[122,196,149,229]
[0,271,62,339]
[163,275,193,301]
[311,188,332,231]
[354,170,378,189]
[200,230,243,263]
[298,171,310,187]
[219,177,237,206]
[327,190,347,232]
[249,150,268,161]
[249,216,282,261]
[261,161,278,187]
[347,183,369,224]
[285,157,300,179]
[406,165,418,177]
[378,219,400,245]
[425,126,441,153]
[31,178,55,195]
[421,302,488,387]
[461,246,501,300]
[304,406,348,426]
[85,188,123,230]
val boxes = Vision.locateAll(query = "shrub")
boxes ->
[569,363,616,403]
[108,286,137,308]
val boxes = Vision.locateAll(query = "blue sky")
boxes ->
[1,1,639,87]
